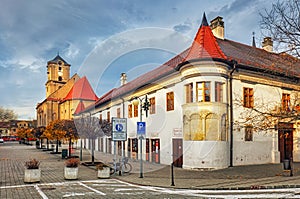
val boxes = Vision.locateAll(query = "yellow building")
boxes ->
[36,54,98,127]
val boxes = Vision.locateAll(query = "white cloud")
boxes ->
[0,0,279,119]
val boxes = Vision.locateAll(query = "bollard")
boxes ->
[283,158,293,177]
[290,158,293,177]
[171,162,175,186]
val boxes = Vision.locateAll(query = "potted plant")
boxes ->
[24,159,41,183]
[64,158,80,180]
[96,163,110,179]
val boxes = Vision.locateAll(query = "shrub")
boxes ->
[25,159,40,169]
[65,158,80,168]
[96,163,108,170]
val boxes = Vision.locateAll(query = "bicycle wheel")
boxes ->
[109,167,115,175]
[122,163,132,173]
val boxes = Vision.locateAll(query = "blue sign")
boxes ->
[115,124,123,131]
[137,122,146,135]
[112,117,127,141]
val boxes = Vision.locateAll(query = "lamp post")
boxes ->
[132,95,150,178]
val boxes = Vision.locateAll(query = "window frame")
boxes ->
[244,125,253,141]
[215,82,223,102]
[166,92,174,111]
[134,104,138,117]
[196,82,211,102]
[185,83,193,103]
[128,104,132,118]
[282,93,290,111]
[149,97,156,114]
[243,87,254,108]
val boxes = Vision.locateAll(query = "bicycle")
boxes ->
[109,157,132,175]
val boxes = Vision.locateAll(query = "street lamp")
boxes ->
[132,95,150,178]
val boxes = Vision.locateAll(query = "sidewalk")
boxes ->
[85,147,300,190]
[1,142,300,192]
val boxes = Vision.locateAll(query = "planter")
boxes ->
[24,168,41,183]
[64,167,78,180]
[97,167,110,179]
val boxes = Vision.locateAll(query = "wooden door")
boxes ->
[278,129,293,162]
[172,138,183,167]
[146,138,150,161]
[151,139,160,163]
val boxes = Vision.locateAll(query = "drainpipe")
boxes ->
[229,60,237,167]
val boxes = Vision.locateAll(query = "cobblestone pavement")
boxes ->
[2,142,300,198]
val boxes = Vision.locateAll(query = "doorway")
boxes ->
[151,139,160,163]
[172,138,183,167]
[278,125,293,162]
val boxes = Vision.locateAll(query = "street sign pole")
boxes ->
[111,117,127,176]
[139,135,143,178]
[137,122,146,178]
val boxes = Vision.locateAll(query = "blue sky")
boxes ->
[0,0,275,119]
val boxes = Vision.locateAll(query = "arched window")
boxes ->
[205,113,218,140]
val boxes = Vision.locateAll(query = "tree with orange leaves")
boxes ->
[17,127,34,144]
[44,119,78,156]
[44,120,66,152]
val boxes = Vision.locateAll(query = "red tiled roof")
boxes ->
[74,101,85,115]
[64,76,98,101]
[217,38,300,78]
[184,13,226,61]
[79,13,300,114]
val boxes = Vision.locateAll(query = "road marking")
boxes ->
[34,185,49,199]
[78,182,106,195]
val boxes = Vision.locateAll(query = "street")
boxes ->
[2,178,300,198]
[1,142,300,198]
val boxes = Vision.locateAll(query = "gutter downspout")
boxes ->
[229,60,237,167]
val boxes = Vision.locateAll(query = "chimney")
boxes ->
[120,73,127,86]
[262,37,273,52]
[210,16,224,40]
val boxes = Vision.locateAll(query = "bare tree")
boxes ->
[0,107,17,121]
[234,91,300,131]
[74,116,104,164]
[260,0,300,57]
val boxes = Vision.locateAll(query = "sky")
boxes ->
[0,0,276,120]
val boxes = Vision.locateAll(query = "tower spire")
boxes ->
[201,12,209,27]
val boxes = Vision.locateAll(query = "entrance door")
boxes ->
[172,138,183,167]
[278,129,293,162]
[132,138,138,160]
[151,139,160,163]
[146,138,150,161]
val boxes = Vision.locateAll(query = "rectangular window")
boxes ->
[197,82,211,102]
[215,82,223,102]
[166,92,174,111]
[243,87,254,108]
[99,114,102,123]
[282,93,290,111]
[185,83,193,103]
[245,125,253,141]
[150,97,156,114]
[107,111,110,123]
[134,104,138,117]
[128,104,132,118]
[117,108,121,118]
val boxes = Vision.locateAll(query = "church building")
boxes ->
[36,55,98,127]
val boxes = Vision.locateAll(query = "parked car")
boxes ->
[0,138,4,143]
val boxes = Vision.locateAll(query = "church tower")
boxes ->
[45,54,71,97]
